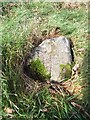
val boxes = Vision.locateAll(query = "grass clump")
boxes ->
[28,59,50,81]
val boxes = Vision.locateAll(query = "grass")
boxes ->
[1,2,89,120]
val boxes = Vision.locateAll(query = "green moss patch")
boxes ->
[28,58,51,81]
[60,63,72,80]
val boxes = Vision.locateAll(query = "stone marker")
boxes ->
[30,36,74,82]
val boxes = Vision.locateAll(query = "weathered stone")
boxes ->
[30,36,73,82]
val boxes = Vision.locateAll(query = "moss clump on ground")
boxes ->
[28,58,51,81]
[60,63,72,80]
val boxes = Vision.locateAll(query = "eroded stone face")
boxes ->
[31,36,73,82]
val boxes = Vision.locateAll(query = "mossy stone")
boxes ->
[28,58,51,81]
[60,63,72,80]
